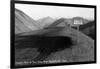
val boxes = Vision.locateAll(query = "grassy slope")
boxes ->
[45,27,94,62]
[15,27,94,65]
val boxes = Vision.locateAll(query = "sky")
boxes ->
[15,4,94,20]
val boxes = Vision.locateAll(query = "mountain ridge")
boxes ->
[15,8,41,34]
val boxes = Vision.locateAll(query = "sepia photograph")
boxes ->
[11,0,96,68]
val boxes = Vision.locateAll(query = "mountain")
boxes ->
[15,8,41,34]
[14,14,95,66]
[46,17,95,39]
[46,17,90,28]
[46,18,66,28]
[37,16,55,28]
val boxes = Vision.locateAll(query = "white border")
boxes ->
[0,0,99,69]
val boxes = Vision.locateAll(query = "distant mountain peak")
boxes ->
[37,16,55,28]
[45,16,52,19]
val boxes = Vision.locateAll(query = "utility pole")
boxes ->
[74,20,82,44]
[77,25,79,44]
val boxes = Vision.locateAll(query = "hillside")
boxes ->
[47,17,95,39]
[45,18,67,28]
[15,8,41,34]
[72,21,95,39]
[15,26,94,66]
[44,27,94,62]
[46,17,91,28]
